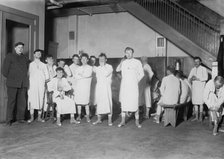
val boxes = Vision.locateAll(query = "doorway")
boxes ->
[0,7,39,122]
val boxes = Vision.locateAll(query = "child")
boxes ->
[92,53,113,126]
[75,53,92,122]
[28,49,49,123]
[47,67,79,126]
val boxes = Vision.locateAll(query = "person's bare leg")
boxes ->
[118,112,125,127]
[135,110,142,128]
[56,113,61,126]
[199,104,204,122]
[108,114,113,126]
[70,114,80,124]
[85,105,91,122]
[28,109,34,123]
[145,107,150,119]
[191,105,199,121]
[77,105,82,121]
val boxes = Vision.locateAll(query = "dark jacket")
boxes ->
[2,53,29,88]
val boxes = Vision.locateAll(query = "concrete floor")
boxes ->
[1,113,224,159]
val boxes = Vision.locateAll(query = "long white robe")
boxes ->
[28,60,49,110]
[188,65,208,105]
[95,64,113,114]
[117,58,144,112]
[75,65,92,105]
[69,63,80,100]
[47,77,76,114]
[159,74,181,105]
[180,79,191,104]
[139,63,154,107]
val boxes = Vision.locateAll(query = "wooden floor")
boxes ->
[0,114,224,159]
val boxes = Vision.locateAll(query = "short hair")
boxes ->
[57,59,65,63]
[45,54,53,59]
[72,54,79,59]
[90,55,96,59]
[15,42,24,47]
[99,53,107,59]
[56,67,64,72]
[125,47,134,53]
[194,56,202,62]
[167,65,175,74]
[214,76,224,84]
[81,53,89,59]
[33,49,44,55]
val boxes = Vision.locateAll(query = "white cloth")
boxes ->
[28,60,49,110]
[203,80,224,112]
[46,64,57,80]
[188,65,208,105]
[75,65,92,105]
[69,64,80,99]
[159,74,180,105]
[139,63,154,107]
[95,64,113,114]
[117,58,144,112]
[47,77,76,114]
[180,79,191,104]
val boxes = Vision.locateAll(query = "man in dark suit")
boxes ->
[2,42,29,125]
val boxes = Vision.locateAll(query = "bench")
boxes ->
[161,102,191,127]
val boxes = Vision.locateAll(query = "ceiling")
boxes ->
[46,0,127,17]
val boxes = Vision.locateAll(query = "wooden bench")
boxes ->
[161,102,190,127]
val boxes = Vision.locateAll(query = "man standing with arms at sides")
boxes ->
[116,47,144,128]
[188,57,208,121]
[2,42,29,125]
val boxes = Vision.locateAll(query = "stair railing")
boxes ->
[135,0,220,55]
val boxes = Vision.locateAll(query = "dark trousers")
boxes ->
[6,87,27,122]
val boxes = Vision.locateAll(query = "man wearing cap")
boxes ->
[2,42,29,125]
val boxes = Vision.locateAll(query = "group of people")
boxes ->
[2,42,224,135]
[154,57,224,136]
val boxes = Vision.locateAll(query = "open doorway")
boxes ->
[6,20,29,57]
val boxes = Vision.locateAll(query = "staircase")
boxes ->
[119,0,220,68]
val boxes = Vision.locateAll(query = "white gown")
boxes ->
[75,65,92,105]
[180,79,191,104]
[95,64,113,115]
[188,65,208,105]
[47,77,76,114]
[69,63,80,100]
[28,60,49,110]
[117,58,144,112]
[159,74,181,105]
[139,63,154,107]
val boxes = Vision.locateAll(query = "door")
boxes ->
[0,10,38,122]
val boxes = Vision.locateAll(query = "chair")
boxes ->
[44,91,56,121]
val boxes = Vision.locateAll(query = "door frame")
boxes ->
[0,4,39,122]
